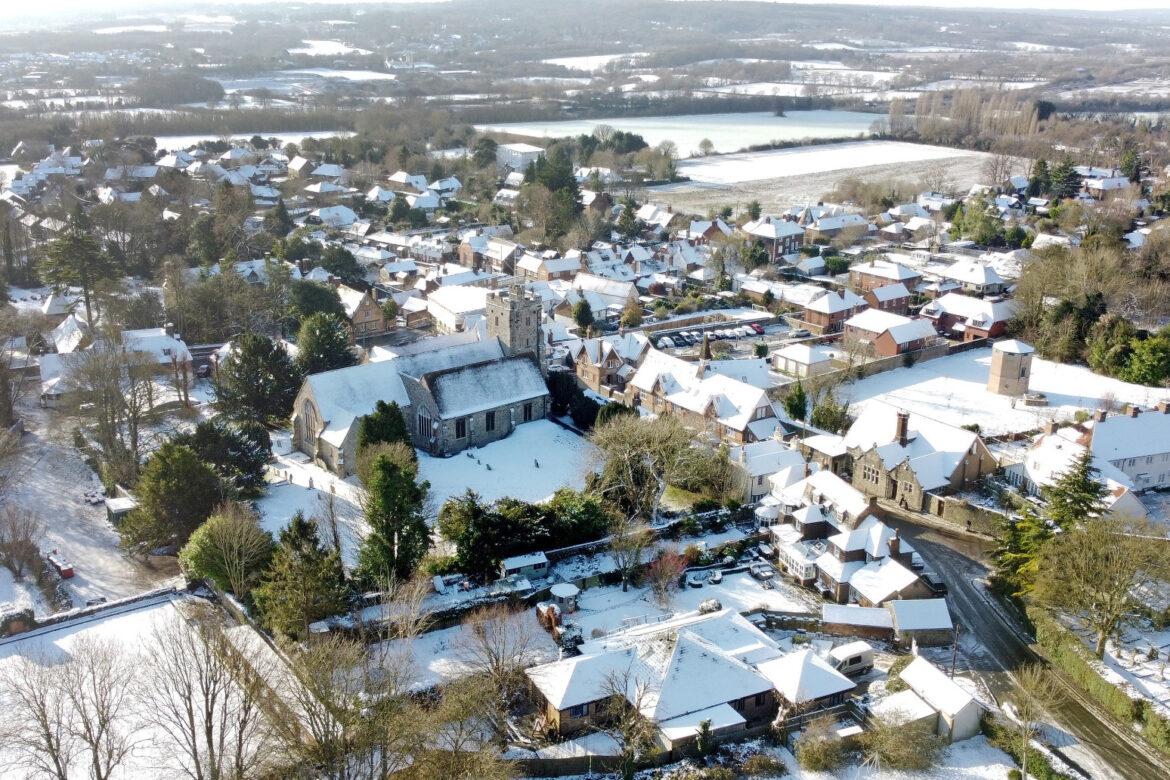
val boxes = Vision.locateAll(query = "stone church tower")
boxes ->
[486,285,546,375]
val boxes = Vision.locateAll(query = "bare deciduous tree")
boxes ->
[1035,513,1170,658]
[140,602,276,780]
[645,550,687,607]
[60,636,138,780]
[0,505,43,580]
[1009,662,1063,779]
[0,652,78,780]
[453,602,542,732]
[596,667,657,780]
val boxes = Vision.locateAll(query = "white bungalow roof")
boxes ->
[899,657,978,718]
[756,649,854,704]
[848,557,919,604]
[889,599,952,632]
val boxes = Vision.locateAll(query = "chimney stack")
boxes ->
[1129,405,1141,418]
[896,410,910,447]
[1042,419,1059,436]
[887,528,901,558]
[1159,400,1170,414]
[1093,409,1107,423]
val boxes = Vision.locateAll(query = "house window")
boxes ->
[754,692,766,706]
[1148,456,1155,465]
[757,475,765,486]
[902,482,914,495]
[862,464,881,483]
[455,418,468,439]
[523,402,534,422]
[486,411,496,432]
[417,413,431,438]
[732,698,744,711]
[1129,458,1137,467]
[569,703,588,718]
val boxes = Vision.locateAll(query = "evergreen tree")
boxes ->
[253,512,347,639]
[783,380,808,422]
[318,245,364,285]
[992,507,1053,597]
[288,279,346,329]
[263,198,294,236]
[295,313,357,376]
[1042,449,1108,530]
[172,418,271,498]
[215,331,302,425]
[573,299,594,331]
[595,401,637,428]
[616,199,640,238]
[389,196,410,223]
[357,400,413,452]
[1027,158,1050,199]
[1121,334,1170,386]
[1048,157,1081,200]
[1120,148,1141,184]
[41,230,113,328]
[356,454,431,586]
[119,443,223,551]
[810,391,850,434]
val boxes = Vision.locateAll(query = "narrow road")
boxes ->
[884,511,1170,780]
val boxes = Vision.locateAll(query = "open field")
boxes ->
[642,141,993,214]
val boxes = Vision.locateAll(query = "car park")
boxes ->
[658,337,675,349]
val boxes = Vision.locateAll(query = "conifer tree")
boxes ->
[253,512,347,639]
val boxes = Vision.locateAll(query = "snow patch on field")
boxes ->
[287,40,372,57]
[675,140,985,185]
[842,347,1165,436]
[417,420,595,510]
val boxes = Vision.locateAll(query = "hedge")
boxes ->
[1028,606,1170,757]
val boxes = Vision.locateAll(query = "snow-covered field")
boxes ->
[417,420,595,510]
[152,130,356,151]
[542,52,646,71]
[841,347,1166,437]
[476,110,880,158]
[287,39,372,57]
[674,140,985,185]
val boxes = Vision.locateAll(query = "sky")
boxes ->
[10,0,1170,14]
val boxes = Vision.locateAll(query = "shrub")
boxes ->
[796,719,846,771]
[884,655,915,692]
[1008,770,1023,780]
[983,715,1071,780]
[739,754,786,776]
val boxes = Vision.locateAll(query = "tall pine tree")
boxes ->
[295,313,357,376]
[253,512,347,639]
[358,400,412,451]
[215,331,302,425]
[356,454,431,586]
[1042,449,1108,530]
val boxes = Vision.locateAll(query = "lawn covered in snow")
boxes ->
[417,420,596,510]
[674,140,987,185]
[842,347,1166,437]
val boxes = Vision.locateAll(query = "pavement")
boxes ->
[883,505,1170,780]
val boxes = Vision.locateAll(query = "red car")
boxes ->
[749,322,765,334]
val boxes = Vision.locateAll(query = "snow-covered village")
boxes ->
[5,2,1170,780]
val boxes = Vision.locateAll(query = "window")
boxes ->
[417,413,431,437]
[902,481,914,495]
[757,475,765,486]
[754,692,766,706]
[1020,366,1027,379]
[1129,458,1137,467]
[523,402,534,422]
[455,418,467,439]
[732,698,744,711]
[1148,456,1155,465]
[862,464,881,483]
[568,704,588,718]
[486,411,496,432]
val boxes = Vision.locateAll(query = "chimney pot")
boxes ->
[887,529,901,558]
[164,322,175,337]
[896,410,910,447]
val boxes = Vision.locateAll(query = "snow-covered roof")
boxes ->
[850,258,920,281]
[827,516,915,559]
[730,439,805,478]
[501,550,548,570]
[822,604,893,629]
[806,289,865,315]
[526,647,639,710]
[1090,409,1170,464]
[743,216,805,241]
[844,402,982,490]
[756,648,854,704]
[993,339,1034,355]
[871,688,936,724]
[848,557,920,604]
[779,470,872,522]
[921,293,1017,329]
[899,657,979,718]
[889,599,952,632]
[775,343,835,365]
[868,283,910,303]
[942,260,1004,287]
[427,355,548,418]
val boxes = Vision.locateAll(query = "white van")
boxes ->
[829,640,874,676]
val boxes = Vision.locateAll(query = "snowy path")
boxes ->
[8,404,180,611]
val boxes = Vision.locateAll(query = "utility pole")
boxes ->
[951,622,960,678]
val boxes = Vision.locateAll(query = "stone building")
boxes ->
[987,339,1034,396]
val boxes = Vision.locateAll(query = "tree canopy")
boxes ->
[295,313,357,376]
[253,512,347,639]
[119,442,223,552]
[214,331,302,426]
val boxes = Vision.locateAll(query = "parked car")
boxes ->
[790,328,812,339]
[749,563,775,580]
[920,570,948,596]
[749,322,765,335]
[762,579,775,590]
[910,552,925,571]
[658,337,675,349]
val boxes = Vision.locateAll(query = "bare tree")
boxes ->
[609,516,653,593]
[858,711,944,771]
[981,153,1016,189]
[140,602,276,780]
[596,667,656,780]
[0,308,42,428]
[415,674,515,780]
[0,505,43,580]
[453,602,542,732]
[61,636,138,780]
[1035,513,1170,658]
[1010,662,1063,779]
[645,550,687,607]
[0,652,79,780]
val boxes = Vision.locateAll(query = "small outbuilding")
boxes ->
[889,599,953,647]
[500,551,549,581]
[898,656,983,742]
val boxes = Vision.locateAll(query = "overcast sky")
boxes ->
[15,0,1170,14]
